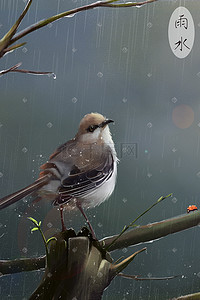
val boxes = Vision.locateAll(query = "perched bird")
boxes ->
[0,113,118,239]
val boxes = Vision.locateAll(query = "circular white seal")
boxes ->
[168,7,195,59]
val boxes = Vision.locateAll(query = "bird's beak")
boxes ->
[99,119,114,128]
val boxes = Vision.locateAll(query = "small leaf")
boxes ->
[31,227,39,232]
[46,237,57,245]
[28,217,39,226]
[38,221,41,227]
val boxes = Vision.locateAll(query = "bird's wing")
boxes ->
[53,149,114,206]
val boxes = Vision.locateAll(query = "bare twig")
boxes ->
[8,0,157,48]
[0,62,55,77]
[100,211,200,251]
[118,273,180,281]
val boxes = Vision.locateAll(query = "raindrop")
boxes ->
[198,123,200,128]
[65,13,76,18]
[47,272,52,278]
[147,22,152,28]
[122,247,128,253]
[172,148,177,153]
[47,23,52,28]
[171,97,178,103]
[197,72,200,78]
[122,47,128,53]
[97,72,103,78]
[47,222,52,228]
[72,97,78,103]
[172,197,178,204]
[97,271,103,278]
[147,122,152,128]
[72,247,77,253]
[122,198,127,203]
[197,272,200,278]
[48,73,56,79]
[22,247,28,254]
[0,172,3,178]
[0,123,3,128]
[22,97,27,103]
[47,122,53,128]
[196,171,200,178]
[22,147,28,153]
[122,98,127,103]
[72,48,77,53]
[172,247,177,253]
[147,73,152,77]
[147,273,152,278]
[22,47,28,53]
[98,222,102,228]
[147,173,152,178]
[97,23,102,27]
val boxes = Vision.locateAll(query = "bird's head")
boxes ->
[76,113,114,144]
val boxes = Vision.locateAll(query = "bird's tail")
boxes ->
[0,174,51,210]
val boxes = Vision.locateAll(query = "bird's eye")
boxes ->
[88,125,95,132]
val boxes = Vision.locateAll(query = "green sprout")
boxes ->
[28,217,56,267]
[105,193,172,251]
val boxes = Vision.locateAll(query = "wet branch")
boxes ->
[1,211,200,276]
[0,0,157,76]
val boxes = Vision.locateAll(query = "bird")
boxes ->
[0,113,118,239]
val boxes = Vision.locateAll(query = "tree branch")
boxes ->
[1,211,200,276]
[100,211,200,251]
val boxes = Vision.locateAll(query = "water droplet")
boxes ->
[147,173,152,178]
[72,48,77,53]
[172,197,178,204]
[22,47,28,53]
[122,98,127,103]
[0,172,3,178]
[147,22,152,28]
[172,148,177,153]
[0,123,3,128]
[196,171,200,178]
[172,247,177,253]
[97,271,103,278]
[97,72,103,78]
[22,97,27,103]
[197,272,200,278]
[47,23,52,28]
[171,97,178,103]
[122,247,128,253]
[22,147,28,153]
[72,97,78,103]
[47,122,53,128]
[48,73,56,79]
[122,47,128,53]
[47,272,52,278]
[47,222,52,228]
[98,222,102,228]
[65,13,76,18]
[147,122,152,128]
[122,198,127,203]
[22,247,28,253]
[147,73,152,77]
